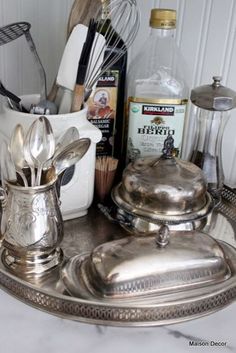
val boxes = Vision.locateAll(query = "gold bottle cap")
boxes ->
[150,9,176,29]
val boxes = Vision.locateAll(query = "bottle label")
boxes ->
[87,70,119,156]
[127,98,187,161]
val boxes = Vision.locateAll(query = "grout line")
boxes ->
[219,0,236,185]
[1,0,7,85]
[128,0,155,66]
[195,0,213,85]
[221,0,236,83]
[182,0,213,157]
[176,0,186,47]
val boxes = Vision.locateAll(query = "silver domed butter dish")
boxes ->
[61,227,233,301]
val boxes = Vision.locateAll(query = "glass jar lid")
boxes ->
[191,76,236,111]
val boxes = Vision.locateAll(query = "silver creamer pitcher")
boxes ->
[0,175,64,278]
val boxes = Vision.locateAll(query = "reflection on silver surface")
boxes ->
[207,212,235,246]
[0,187,235,326]
[210,186,236,247]
[61,230,232,300]
[0,178,64,277]
[112,155,214,230]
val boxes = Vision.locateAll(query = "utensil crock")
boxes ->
[0,94,102,220]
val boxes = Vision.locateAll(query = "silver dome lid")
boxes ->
[112,135,214,224]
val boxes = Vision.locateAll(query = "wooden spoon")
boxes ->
[67,0,101,37]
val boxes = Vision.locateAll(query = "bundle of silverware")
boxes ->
[0,116,91,188]
[0,0,139,115]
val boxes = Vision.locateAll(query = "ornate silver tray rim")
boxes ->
[0,186,235,327]
[0,254,235,327]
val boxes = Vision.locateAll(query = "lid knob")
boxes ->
[161,134,175,159]
[155,225,170,248]
[212,76,222,87]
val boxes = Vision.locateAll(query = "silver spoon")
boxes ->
[9,124,28,186]
[24,121,37,186]
[52,138,91,176]
[30,116,55,186]
[54,127,80,158]
[44,126,80,170]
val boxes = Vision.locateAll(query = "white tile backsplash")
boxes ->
[1,0,236,184]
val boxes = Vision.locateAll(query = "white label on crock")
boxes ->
[127,100,187,161]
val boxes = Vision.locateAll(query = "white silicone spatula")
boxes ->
[57,23,106,93]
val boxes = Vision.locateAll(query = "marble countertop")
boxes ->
[0,289,235,353]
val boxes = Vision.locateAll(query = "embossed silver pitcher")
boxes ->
[0,175,63,278]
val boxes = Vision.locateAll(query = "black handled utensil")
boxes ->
[0,80,28,112]
[71,19,97,112]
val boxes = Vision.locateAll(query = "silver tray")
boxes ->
[0,186,235,327]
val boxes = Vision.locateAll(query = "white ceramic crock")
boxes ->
[0,94,102,220]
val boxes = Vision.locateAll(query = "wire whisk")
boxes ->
[84,0,140,101]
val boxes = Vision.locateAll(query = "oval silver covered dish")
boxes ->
[62,228,232,301]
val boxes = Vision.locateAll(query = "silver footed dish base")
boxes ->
[1,247,63,280]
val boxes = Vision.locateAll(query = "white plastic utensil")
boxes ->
[57,24,106,93]
[47,0,101,103]
[58,88,73,114]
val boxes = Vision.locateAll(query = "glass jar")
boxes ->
[190,76,236,199]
